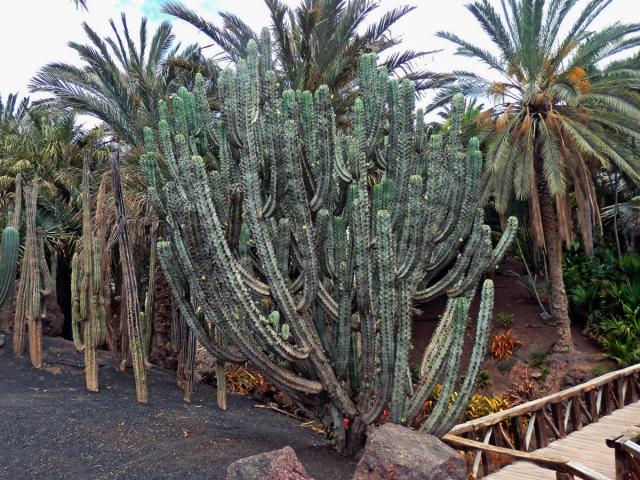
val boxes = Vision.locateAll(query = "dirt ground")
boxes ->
[0,335,357,480]
[412,258,616,399]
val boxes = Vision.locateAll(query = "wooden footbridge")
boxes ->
[444,363,640,479]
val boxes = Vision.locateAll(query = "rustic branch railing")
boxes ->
[444,363,640,478]
[607,426,640,480]
[443,434,611,480]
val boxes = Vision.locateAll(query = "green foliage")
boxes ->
[591,366,610,377]
[141,41,517,453]
[497,358,516,372]
[476,370,491,389]
[529,350,550,368]
[438,0,640,212]
[540,367,550,381]
[163,0,452,118]
[564,245,640,366]
[497,312,513,328]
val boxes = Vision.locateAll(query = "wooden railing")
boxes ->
[443,363,640,479]
[607,426,640,479]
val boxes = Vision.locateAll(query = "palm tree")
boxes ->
[30,14,179,148]
[438,0,640,352]
[0,102,108,251]
[162,0,452,116]
[71,0,88,11]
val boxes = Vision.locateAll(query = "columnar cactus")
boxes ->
[13,182,52,369]
[141,39,517,453]
[112,151,148,403]
[0,176,20,309]
[0,176,21,333]
[71,152,106,392]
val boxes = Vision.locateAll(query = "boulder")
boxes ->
[227,446,312,480]
[352,424,466,480]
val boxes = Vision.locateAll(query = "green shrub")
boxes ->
[564,246,640,367]
[497,312,513,328]
[529,350,550,368]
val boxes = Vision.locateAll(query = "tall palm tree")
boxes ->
[71,0,88,11]
[163,0,452,116]
[438,0,640,351]
[0,102,108,252]
[30,14,179,148]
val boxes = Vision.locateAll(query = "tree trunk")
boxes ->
[537,173,573,352]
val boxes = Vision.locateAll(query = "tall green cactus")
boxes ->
[0,175,22,333]
[112,151,148,404]
[71,152,106,392]
[13,181,52,369]
[0,175,20,309]
[141,37,517,453]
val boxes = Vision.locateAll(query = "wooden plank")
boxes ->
[442,434,611,479]
[552,401,567,438]
[449,364,640,435]
[480,401,640,479]
[586,390,599,423]
[572,395,584,431]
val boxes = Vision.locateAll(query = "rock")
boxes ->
[43,365,62,375]
[353,424,466,480]
[42,295,65,337]
[0,333,5,347]
[194,345,218,384]
[227,446,312,480]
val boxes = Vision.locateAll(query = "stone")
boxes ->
[227,446,312,480]
[352,423,466,480]
[42,294,65,337]
[0,332,5,347]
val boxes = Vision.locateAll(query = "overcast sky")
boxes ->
[1,0,638,111]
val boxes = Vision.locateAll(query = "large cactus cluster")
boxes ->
[13,181,53,369]
[71,153,106,392]
[141,38,517,452]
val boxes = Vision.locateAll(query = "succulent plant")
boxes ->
[13,181,52,369]
[71,152,106,391]
[141,35,517,453]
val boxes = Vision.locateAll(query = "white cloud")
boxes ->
[1,0,638,108]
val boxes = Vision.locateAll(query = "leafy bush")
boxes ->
[564,245,640,366]
[497,312,513,328]
[490,330,523,361]
[529,350,550,368]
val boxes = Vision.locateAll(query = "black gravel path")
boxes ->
[0,336,356,480]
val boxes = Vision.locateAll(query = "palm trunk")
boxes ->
[537,170,573,352]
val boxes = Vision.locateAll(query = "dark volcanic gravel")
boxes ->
[0,335,356,480]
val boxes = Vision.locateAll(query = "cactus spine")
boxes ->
[141,37,517,453]
[71,152,106,391]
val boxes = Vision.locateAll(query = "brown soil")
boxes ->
[412,257,615,401]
